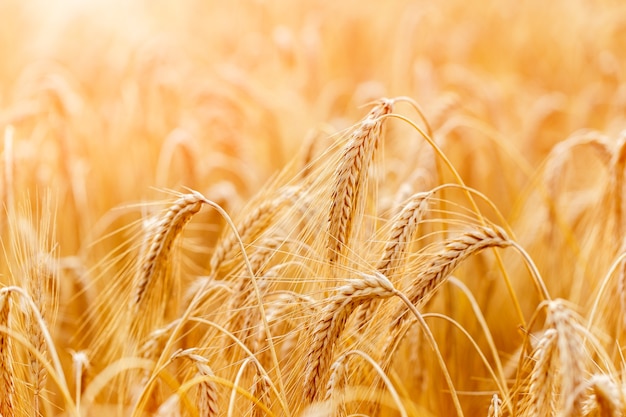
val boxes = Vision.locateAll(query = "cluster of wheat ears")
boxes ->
[1,0,626,416]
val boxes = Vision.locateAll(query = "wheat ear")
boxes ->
[303,272,396,403]
[610,134,626,249]
[209,187,298,275]
[134,192,205,309]
[525,329,558,416]
[251,367,271,417]
[487,393,503,417]
[177,350,219,417]
[131,192,205,344]
[324,352,349,417]
[391,225,511,331]
[227,236,282,337]
[523,300,587,416]
[0,292,15,417]
[357,192,430,329]
[28,256,56,416]
[586,375,623,417]
[327,99,393,267]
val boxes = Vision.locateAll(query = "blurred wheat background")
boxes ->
[1,0,626,416]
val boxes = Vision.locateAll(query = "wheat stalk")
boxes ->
[326,99,393,267]
[303,272,396,403]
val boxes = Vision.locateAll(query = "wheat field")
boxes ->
[1,0,626,416]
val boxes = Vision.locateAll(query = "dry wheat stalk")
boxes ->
[391,225,511,332]
[303,272,396,403]
[0,292,15,417]
[356,192,430,329]
[326,99,393,267]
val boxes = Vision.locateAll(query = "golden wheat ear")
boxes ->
[517,300,591,416]
[326,99,393,270]
[390,224,512,333]
[131,191,206,341]
[356,191,431,330]
[175,350,219,417]
[303,272,396,403]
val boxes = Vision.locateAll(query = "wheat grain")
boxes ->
[210,187,297,275]
[177,350,219,417]
[133,192,205,309]
[487,393,502,417]
[526,329,558,416]
[326,99,393,267]
[303,272,396,403]
[324,352,348,417]
[586,375,622,417]
[356,191,430,329]
[391,225,511,332]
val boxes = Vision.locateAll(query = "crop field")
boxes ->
[0,0,625,416]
